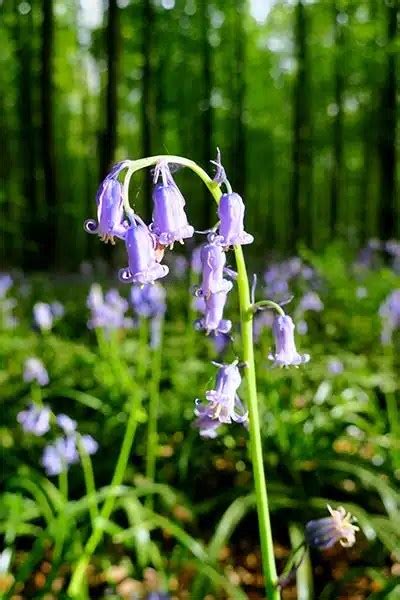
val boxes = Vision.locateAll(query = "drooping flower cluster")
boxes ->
[17,403,51,436]
[194,361,248,438]
[87,284,133,333]
[379,289,400,345]
[305,505,359,550]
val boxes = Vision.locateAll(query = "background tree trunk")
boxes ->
[141,0,155,219]
[378,0,398,239]
[40,0,57,264]
[330,1,344,236]
[200,0,213,227]
[291,0,313,248]
[100,0,120,179]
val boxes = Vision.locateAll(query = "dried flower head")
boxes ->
[305,505,359,550]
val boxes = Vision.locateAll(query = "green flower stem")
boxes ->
[77,435,99,528]
[121,154,279,598]
[67,392,140,597]
[145,318,164,510]
[234,245,280,600]
[251,300,285,317]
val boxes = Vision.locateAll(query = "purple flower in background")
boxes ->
[194,361,248,438]
[216,193,254,247]
[0,274,12,299]
[170,255,188,279]
[195,290,231,335]
[296,319,308,336]
[150,316,163,349]
[33,302,53,331]
[150,161,194,247]
[191,246,203,275]
[57,414,77,434]
[87,284,133,332]
[118,222,169,285]
[305,505,359,550]
[269,315,310,367]
[85,162,129,243]
[299,291,324,313]
[23,358,49,386]
[379,289,400,345]
[17,404,50,436]
[253,311,274,342]
[197,240,232,297]
[80,434,99,455]
[130,283,166,319]
[42,433,98,476]
[327,358,344,375]
[50,301,65,318]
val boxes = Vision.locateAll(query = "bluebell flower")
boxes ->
[33,302,53,331]
[195,290,231,336]
[119,221,169,285]
[17,404,50,436]
[42,433,98,476]
[50,301,65,318]
[379,289,400,345]
[216,192,254,248]
[57,414,77,434]
[0,274,12,299]
[150,161,194,247]
[23,358,49,386]
[298,291,323,313]
[87,284,133,332]
[194,361,248,437]
[305,505,359,550]
[269,315,310,367]
[196,240,233,297]
[130,283,166,319]
[85,161,129,243]
[327,358,344,375]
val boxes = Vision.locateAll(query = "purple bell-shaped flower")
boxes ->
[195,290,231,335]
[85,161,129,243]
[150,161,194,247]
[216,192,253,247]
[268,314,310,367]
[197,240,233,297]
[194,361,248,438]
[119,221,169,285]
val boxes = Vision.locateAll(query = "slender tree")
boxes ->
[291,0,313,247]
[378,0,398,238]
[141,0,155,217]
[40,0,57,264]
[200,0,213,226]
[330,1,344,236]
[232,0,247,198]
[100,0,120,179]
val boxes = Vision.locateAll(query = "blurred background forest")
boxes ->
[0,0,398,271]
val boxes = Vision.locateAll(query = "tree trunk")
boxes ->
[232,0,246,198]
[100,0,120,179]
[330,1,344,236]
[141,0,155,218]
[40,0,57,265]
[291,0,313,248]
[378,0,398,239]
[200,0,213,227]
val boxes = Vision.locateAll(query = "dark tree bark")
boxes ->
[232,0,246,198]
[291,0,313,247]
[330,1,344,236]
[40,0,57,263]
[15,4,38,265]
[378,0,398,238]
[100,0,120,179]
[141,0,155,218]
[200,0,213,226]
